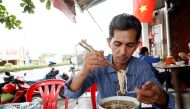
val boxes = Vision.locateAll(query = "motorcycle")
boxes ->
[43,61,77,99]
[0,72,39,104]
[59,60,77,99]
[25,62,57,86]
[44,67,69,99]
[25,62,71,99]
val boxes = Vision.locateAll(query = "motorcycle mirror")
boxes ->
[5,71,11,76]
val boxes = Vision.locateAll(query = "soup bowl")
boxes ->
[175,61,185,66]
[99,96,140,109]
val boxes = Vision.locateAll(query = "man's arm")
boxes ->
[69,68,89,91]
[134,64,175,108]
[69,50,106,91]
[143,56,160,63]
[135,81,166,104]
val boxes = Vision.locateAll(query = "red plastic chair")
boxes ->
[85,83,97,109]
[26,79,68,109]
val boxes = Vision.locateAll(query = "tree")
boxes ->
[39,52,56,62]
[61,54,73,63]
[0,0,51,30]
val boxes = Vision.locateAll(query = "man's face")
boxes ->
[107,29,139,67]
[179,52,187,60]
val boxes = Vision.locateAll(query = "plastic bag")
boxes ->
[0,93,14,102]
[0,101,41,109]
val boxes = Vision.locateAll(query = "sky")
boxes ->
[0,0,133,58]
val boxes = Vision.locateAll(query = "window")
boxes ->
[152,24,163,58]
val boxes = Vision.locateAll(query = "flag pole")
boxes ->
[165,1,171,56]
[86,10,107,37]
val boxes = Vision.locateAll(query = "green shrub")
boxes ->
[0,63,68,73]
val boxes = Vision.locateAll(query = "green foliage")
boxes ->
[0,63,68,73]
[40,0,46,3]
[61,54,74,63]
[5,15,22,29]
[0,4,22,29]
[0,4,7,23]
[0,0,52,30]
[39,52,56,60]
[46,0,51,10]
[62,54,73,60]
[20,0,35,14]
[39,0,51,10]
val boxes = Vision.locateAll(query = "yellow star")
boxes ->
[139,5,147,13]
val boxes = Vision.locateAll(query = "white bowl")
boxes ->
[175,61,185,65]
[99,96,140,109]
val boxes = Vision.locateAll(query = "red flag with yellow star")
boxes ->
[133,0,156,23]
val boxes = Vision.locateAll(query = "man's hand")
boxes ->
[82,50,107,75]
[69,50,106,91]
[135,81,167,106]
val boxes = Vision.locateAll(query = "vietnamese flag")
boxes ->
[133,0,156,23]
[52,0,76,23]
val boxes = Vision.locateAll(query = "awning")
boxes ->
[52,0,76,23]
[52,0,106,23]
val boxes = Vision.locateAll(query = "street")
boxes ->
[0,65,72,83]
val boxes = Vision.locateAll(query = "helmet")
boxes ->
[2,83,16,93]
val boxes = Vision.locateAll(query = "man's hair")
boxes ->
[139,47,148,55]
[109,13,142,41]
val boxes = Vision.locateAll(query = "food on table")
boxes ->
[101,100,137,109]
[165,56,175,65]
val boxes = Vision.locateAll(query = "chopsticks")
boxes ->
[79,39,120,72]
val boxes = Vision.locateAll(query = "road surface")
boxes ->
[0,65,73,83]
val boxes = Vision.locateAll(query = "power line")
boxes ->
[86,10,107,37]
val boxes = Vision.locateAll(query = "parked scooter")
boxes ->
[59,60,77,99]
[44,66,69,99]
[0,72,39,104]
[45,61,69,81]
[25,62,57,86]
